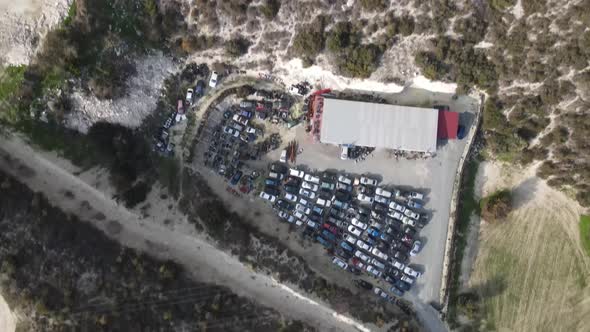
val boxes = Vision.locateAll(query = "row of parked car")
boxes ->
[258,164,428,297]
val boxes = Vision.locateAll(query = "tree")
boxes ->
[480,189,513,222]
[260,0,280,19]
[225,37,251,57]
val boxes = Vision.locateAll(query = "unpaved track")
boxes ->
[0,292,15,332]
[0,134,370,332]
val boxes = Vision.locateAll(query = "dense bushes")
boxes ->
[291,21,326,66]
[260,0,280,19]
[338,44,383,78]
[358,0,388,11]
[480,190,513,222]
[225,37,251,57]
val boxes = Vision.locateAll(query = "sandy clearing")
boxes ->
[0,132,375,332]
[0,292,16,332]
[468,161,590,331]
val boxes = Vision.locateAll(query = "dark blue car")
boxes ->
[230,171,243,185]
[316,236,332,248]
[321,230,336,242]
[265,178,279,187]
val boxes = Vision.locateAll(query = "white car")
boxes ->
[366,265,382,278]
[259,192,276,202]
[402,217,417,227]
[338,175,352,185]
[316,197,332,207]
[354,250,370,262]
[279,149,287,163]
[289,168,305,178]
[347,225,362,237]
[304,174,321,184]
[298,197,310,207]
[209,71,218,88]
[278,210,288,220]
[287,215,296,224]
[299,188,316,199]
[293,210,308,222]
[374,195,389,205]
[371,248,388,261]
[295,218,304,227]
[400,275,414,285]
[284,193,298,203]
[289,84,304,96]
[370,258,386,270]
[357,193,374,204]
[302,181,319,192]
[295,203,311,215]
[375,188,392,198]
[409,191,424,201]
[186,88,194,104]
[307,220,318,229]
[389,202,406,213]
[332,257,348,270]
[223,126,240,138]
[340,145,349,160]
[404,209,420,220]
[388,211,403,221]
[390,258,405,271]
[404,266,422,278]
[268,172,284,180]
[374,287,389,299]
[360,176,378,186]
[343,233,357,245]
[351,218,368,230]
[356,239,372,252]
[410,241,422,256]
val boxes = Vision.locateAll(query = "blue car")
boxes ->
[316,236,332,248]
[265,178,279,187]
[321,230,336,242]
[408,200,423,209]
[367,227,380,238]
[390,286,405,297]
[340,241,354,252]
[239,110,253,118]
[230,171,243,185]
[395,279,411,292]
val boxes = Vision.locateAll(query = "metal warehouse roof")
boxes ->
[320,98,439,152]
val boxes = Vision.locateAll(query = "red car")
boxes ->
[323,223,339,235]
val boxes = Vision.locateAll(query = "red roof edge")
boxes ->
[437,110,459,139]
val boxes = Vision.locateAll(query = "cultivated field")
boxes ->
[468,163,590,331]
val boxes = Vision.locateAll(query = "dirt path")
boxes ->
[0,292,15,332]
[0,133,371,332]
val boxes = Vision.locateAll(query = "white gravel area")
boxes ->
[0,292,15,332]
[0,0,71,66]
[67,53,180,133]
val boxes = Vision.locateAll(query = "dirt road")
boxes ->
[0,292,15,332]
[0,133,371,332]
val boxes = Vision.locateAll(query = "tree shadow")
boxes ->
[511,176,539,209]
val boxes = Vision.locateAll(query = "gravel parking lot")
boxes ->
[262,88,479,305]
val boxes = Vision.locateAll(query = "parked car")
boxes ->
[316,236,332,248]
[400,275,414,285]
[265,178,280,187]
[340,145,349,160]
[404,209,420,220]
[360,176,378,186]
[404,266,422,279]
[284,184,298,194]
[267,171,284,180]
[209,71,218,88]
[320,181,335,191]
[338,175,352,185]
[316,197,332,207]
[354,250,370,262]
[410,241,422,256]
[299,188,316,199]
[409,191,424,201]
[375,188,393,198]
[289,168,305,178]
[323,222,339,234]
[370,258,386,270]
[223,126,239,138]
[389,258,405,271]
[356,239,372,252]
[343,233,357,245]
[402,217,417,227]
[321,230,337,242]
[284,193,298,203]
[230,171,243,185]
[353,279,373,290]
[194,80,205,96]
[301,181,319,191]
[278,210,289,220]
[366,265,382,278]
[186,88,194,104]
[408,200,423,209]
[389,286,405,297]
[374,195,389,205]
[371,247,389,261]
[259,191,276,202]
[351,218,368,230]
[347,225,362,237]
[304,174,321,184]
[340,241,354,252]
[357,193,374,204]
[307,220,319,229]
[395,279,411,291]
[373,287,389,300]
[393,250,409,262]
[240,100,255,109]
[295,203,311,215]
[367,227,380,238]
[232,114,249,126]
[388,211,403,221]
[293,210,308,222]
[279,149,287,163]
[336,182,352,192]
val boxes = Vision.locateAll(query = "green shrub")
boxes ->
[489,0,516,10]
[338,44,382,78]
[358,0,387,11]
[480,189,513,223]
[326,22,354,53]
[225,37,251,57]
[291,24,326,63]
[260,0,280,19]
